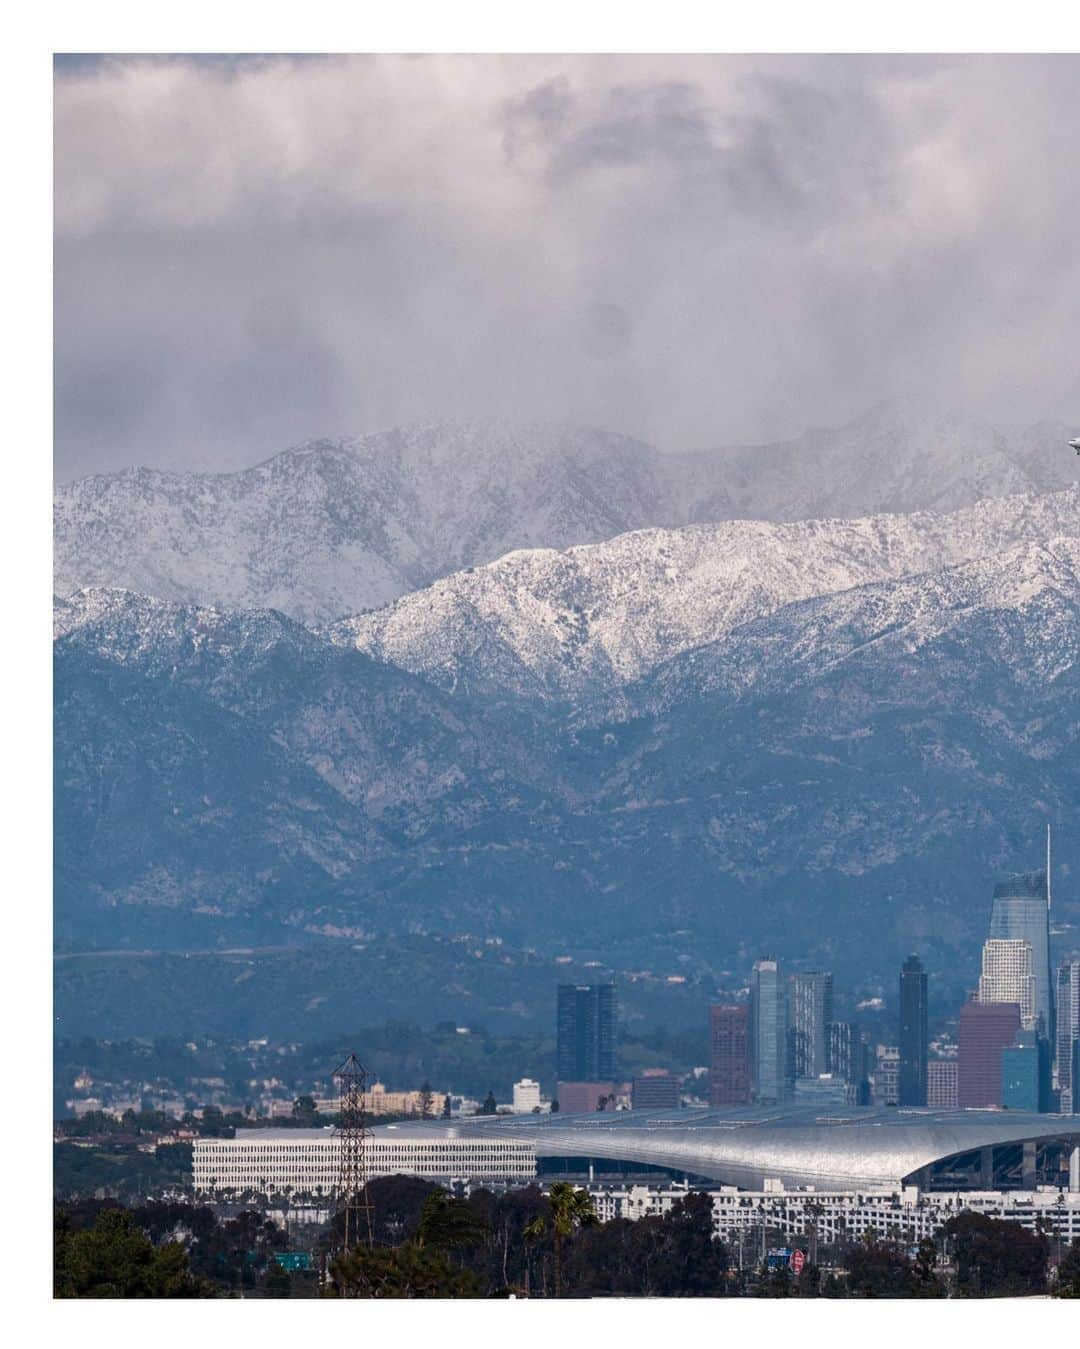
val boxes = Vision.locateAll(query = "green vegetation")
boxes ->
[55,1199,299,1298]
[54,1207,216,1298]
[51,1176,1072,1299]
[54,1141,193,1202]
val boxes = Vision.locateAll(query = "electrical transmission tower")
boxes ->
[333,1052,375,1254]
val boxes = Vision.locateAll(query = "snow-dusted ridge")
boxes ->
[54,408,1077,623]
[324,485,1080,703]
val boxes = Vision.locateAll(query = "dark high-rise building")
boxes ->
[990,871,1052,1040]
[1056,959,1080,1107]
[826,1020,867,1102]
[556,983,616,1083]
[958,999,1020,1108]
[709,1005,751,1106]
[631,1070,681,1111]
[750,959,788,1104]
[898,954,928,1106]
[789,972,833,1079]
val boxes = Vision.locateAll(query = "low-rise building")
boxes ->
[311,1083,448,1118]
[193,1125,536,1196]
[512,1079,542,1113]
[586,1182,1080,1246]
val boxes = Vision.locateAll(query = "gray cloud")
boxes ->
[54,54,1079,479]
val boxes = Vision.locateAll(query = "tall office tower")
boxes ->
[827,1021,870,1104]
[990,870,1052,1038]
[1056,960,1080,1108]
[958,999,1020,1108]
[709,1005,751,1106]
[789,972,834,1079]
[898,955,928,1106]
[978,938,1037,1029]
[750,959,788,1104]
[556,984,616,1083]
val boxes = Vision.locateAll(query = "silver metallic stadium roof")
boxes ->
[371,1106,1080,1190]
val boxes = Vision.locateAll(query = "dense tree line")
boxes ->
[55,1198,297,1298]
[54,1179,1080,1299]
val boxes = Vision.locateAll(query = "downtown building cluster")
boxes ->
[706,864,1080,1117]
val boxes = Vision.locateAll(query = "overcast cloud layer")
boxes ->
[54,54,1079,480]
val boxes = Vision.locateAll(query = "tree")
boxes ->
[650,1192,728,1295]
[943,1211,1048,1297]
[441,1092,452,1119]
[529,1182,598,1297]
[332,1243,483,1298]
[416,1190,489,1253]
[1053,1236,1080,1298]
[265,1258,292,1299]
[292,1095,318,1124]
[476,1091,498,1116]
[418,1082,434,1119]
[843,1234,942,1299]
[54,1206,216,1298]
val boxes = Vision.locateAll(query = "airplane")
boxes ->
[1071,437,1080,455]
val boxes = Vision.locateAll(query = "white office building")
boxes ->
[587,1181,1080,1246]
[512,1079,542,1113]
[193,1125,536,1196]
[979,938,1037,1029]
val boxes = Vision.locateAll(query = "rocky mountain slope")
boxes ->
[55,408,1076,623]
[327,486,1080,707]
[54,514,1080,980]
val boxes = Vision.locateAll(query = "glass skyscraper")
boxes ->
[556,983,616,1083]
[989,871,1052,1039]
[789,971,833,1079]
[898,954,928,1107]
[750,958,788,1104]
[709,1004,751,1106]
[1057,960,1080,1109]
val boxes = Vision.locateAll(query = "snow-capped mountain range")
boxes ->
[53,407,1080,1023]
[326,486,1080,705]
[54,406,1076,623]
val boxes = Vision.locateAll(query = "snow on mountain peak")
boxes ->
[55,413,1078,623]
[325,486,1080,704]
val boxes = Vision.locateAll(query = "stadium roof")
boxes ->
[372,1106,1080,1190]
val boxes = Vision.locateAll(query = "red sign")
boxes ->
[789,1249,806,1274]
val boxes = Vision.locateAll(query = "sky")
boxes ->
[54,53,1079,480]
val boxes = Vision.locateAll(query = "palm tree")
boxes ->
[531,1182,599,1297]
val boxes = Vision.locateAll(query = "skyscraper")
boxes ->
[789,972,833,1079]
[990,870,1052,1038]
[750,958,788,1104]
[556,984,616,1083]
[827,1021,869,1104]
[978,938,1037,1029]
[709,1005,751,1106]
[1056,959,1080,1109]
[958,999,1020,1108]
[898,955,928,1107]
